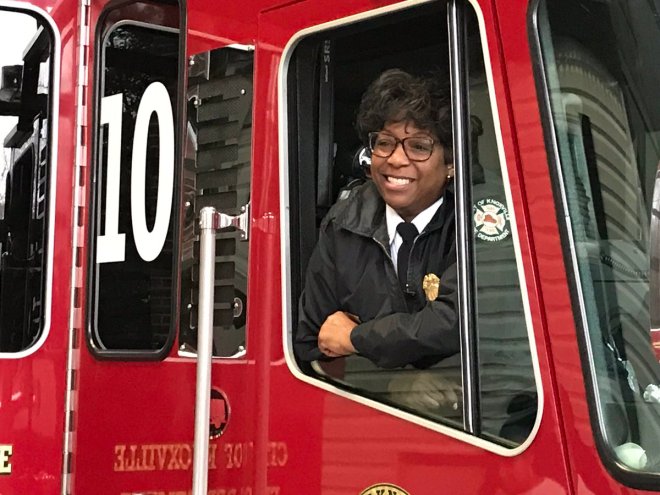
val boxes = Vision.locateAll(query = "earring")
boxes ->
[447,174,453,181]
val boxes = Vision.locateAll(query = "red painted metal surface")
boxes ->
[1,0,658,493]
[0,0,77,493]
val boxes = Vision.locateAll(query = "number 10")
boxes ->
[96,82,174,264]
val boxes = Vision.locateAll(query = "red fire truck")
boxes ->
[1,0,660,493]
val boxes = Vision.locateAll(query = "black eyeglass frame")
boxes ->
[367,131,437,162]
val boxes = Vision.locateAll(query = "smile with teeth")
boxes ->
[386,175,413,185]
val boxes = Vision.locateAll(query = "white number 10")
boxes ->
[96,82,174,264]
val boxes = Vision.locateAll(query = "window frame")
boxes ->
[279,0,542,454]
[0,2,60,359]
[529,0,660,488]
[86,2,185,360]
[448,0,480,435]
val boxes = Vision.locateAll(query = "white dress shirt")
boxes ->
[386,197,444,273]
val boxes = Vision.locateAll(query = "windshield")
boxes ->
[535,0,660,479]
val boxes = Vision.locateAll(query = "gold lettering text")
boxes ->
[166,444,181,470]
[113,443,221,472]
[208,443,218,469]
[179,444,192,470]
[112,440,287,473]
[114,445,126,472]
[267,442,288,467]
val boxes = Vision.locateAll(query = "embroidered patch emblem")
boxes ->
[474,198,510,242]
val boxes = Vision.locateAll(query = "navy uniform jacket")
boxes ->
[295,180,459,369]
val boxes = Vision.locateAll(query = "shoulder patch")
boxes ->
[473,198,510,242]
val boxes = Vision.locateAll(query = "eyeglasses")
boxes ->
[368,132,436,162]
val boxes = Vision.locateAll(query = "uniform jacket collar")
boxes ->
[330,180,453,247]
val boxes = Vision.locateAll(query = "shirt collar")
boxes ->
[386,196,444,246]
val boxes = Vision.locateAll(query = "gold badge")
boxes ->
[422,273,440,301]
[360,483,410,495]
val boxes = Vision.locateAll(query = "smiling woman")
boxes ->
[299,69,459,369]
[368,120,453,223]
[286,0,537,447]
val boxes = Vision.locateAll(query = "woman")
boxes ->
[295,69,459,371]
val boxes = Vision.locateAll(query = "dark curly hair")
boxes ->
[355,69,453,162]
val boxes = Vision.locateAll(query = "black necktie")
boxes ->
[396,222,419,294]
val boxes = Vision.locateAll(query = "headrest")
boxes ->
[352,145,371,177]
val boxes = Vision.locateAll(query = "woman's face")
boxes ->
[370,120,453,222]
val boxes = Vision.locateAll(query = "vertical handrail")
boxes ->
[192,206,218,494]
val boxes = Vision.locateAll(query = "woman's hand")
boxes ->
[318,311,359,357]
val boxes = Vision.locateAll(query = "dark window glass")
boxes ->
[536,0,660,478]
[91,19,179,352]
[0,10,54,353]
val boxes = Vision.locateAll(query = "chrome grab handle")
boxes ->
[192,206,218,495]
[191,204,249,494]
[209,204,250,240]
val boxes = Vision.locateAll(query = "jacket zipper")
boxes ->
[372,237,409,308]
[373,232,427,307]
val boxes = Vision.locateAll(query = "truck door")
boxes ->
[70,1,262,493]
[258,0,573,493]
[0,2,73,493]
